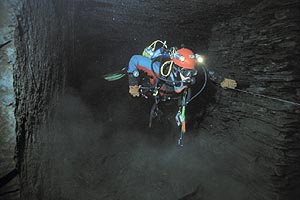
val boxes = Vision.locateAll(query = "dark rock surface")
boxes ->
[206,1,300,199]
[0,1,19,199]
[62,0,300,199]
[0,0,299,200]
[3,0,73,199]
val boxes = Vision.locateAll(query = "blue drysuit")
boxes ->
[127,55,189,94]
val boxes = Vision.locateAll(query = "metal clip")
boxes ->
[177,132,184,147]
[175,111,181,126]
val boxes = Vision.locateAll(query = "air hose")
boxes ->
[160,47,176,77]
[160,60,174,77]
[186,66,208,105]
[143,40,167,58]
[149,40,167,50]
[151,59,189,86]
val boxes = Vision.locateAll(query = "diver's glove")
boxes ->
[221,78,237,89]
[129,85,141,97]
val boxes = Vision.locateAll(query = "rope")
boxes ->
[229,88,300,106]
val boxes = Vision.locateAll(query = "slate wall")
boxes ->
[0,0,19,199]
[12,0,74,199]
[205,0,300,199]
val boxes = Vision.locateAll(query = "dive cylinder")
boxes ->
[142,47,154,58]
[142,40,167,58]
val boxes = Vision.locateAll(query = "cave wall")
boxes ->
[1,0,299,199]
[204,0,300,199]
[66,0,300,199]
[0,0,18,199]
[11,0,74,199]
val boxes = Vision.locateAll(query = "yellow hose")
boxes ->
[148,40,167,51]
[145,40,173,77]
[160,60,173,77]
[143,40,168,58]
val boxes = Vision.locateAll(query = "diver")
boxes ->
[126,40,237,146]
[127,42,237,98]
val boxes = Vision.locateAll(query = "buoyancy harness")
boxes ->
[141,43,197,146]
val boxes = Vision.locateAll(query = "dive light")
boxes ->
[195,54,204,63]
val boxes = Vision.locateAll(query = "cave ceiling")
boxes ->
[73,0,262,49]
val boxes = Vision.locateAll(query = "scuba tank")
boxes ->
[142,40,168,58]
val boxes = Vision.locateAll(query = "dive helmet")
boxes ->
[172,48,196,70]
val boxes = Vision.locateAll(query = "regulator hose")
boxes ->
[186,66,208,105]
[151,59,188,86]
[150,54,209,103]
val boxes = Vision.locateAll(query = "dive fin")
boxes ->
[103,67,127,81]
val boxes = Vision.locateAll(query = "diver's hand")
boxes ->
[221,78,237,89]
[129,85,141,97]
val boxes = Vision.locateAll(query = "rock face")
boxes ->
[0,0,299,200]
[0,1,18,199]
[0,0,73,199]
[205,1,300,199]
[69,0,300,199]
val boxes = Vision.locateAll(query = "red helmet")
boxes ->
[172,48,195,70]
